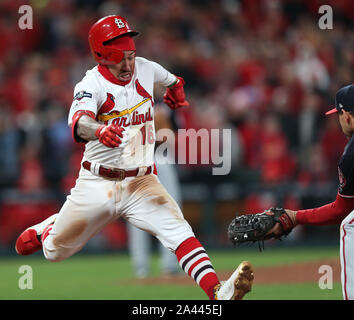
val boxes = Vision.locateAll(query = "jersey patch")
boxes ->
[74,91,93,101]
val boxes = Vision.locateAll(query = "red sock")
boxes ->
[175,237,220,300]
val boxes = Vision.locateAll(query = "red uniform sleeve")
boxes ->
[296,193,354,225]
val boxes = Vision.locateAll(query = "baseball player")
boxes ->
[269,84,354,300]
[15,15,254,300]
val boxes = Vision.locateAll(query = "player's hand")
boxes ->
[266,209,297,236]
[95,124,124,148]
[163,76,190,110]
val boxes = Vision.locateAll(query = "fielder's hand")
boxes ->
[163,76,190,110]
[95,124,124,148]
[266,209,297,237]
[227,208,297,251]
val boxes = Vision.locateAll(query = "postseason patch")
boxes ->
[74,91,93,101]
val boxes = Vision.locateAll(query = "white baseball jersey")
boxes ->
[68,57,176,169]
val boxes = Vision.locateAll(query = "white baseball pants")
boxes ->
[42,167,195,262]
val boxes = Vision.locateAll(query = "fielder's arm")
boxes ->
[268,193,354,236]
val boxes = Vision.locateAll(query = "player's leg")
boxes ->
[15,213,58,256]
[42,193,116,262]
[121,174,217,298]
[16,169,117,261]
[340,210,354,300]
[175,237,253,300]
[124,210,220,299]
[121,174,253,300]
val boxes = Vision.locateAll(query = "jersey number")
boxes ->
[140,124,154,145]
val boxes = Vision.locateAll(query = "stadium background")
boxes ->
[0,0,353,267]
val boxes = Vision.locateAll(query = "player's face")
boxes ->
[338,111,352,138]
[109,51,135,82]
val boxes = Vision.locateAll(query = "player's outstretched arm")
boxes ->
[268,194,354,235]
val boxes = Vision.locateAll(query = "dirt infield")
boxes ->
[131,258,341,285]
[250,258,340,284]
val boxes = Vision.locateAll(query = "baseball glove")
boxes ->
[227,208,295,251]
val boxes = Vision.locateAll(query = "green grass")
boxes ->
[0,246,342,300]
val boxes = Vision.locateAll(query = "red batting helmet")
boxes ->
[88,15,139,65]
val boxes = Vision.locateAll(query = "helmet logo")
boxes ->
[115,18,125,29]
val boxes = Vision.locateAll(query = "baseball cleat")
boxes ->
[15,214,58,256]
[214,261,254,300]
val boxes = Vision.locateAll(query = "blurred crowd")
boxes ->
[0,0,353,248]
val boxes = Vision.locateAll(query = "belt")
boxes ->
[82,161,153,180]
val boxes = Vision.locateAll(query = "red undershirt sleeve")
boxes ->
[296,193,354,226]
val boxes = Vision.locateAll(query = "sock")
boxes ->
[175,237,220,300]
